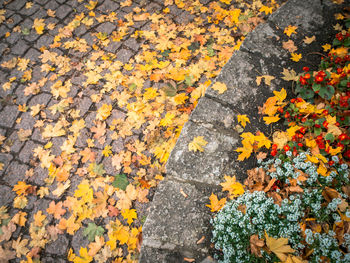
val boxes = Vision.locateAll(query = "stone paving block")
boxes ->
[116,48,134,63]
[6,32,20,45]
[45,234,69,256]
[18,140,38,163]
[0,153,13,177]
[0,105,18,127]
[12,40,29,55]
[7,14,23,28]
[55,4,72,20]
[97,0,120,13]
[0,184,16,206]
[166,120,239,185]
[24,48,41,62]
[28,93,52,107]
[28,166,48,186]
[141,180,215,261]
[268,0,324,35]
[104,40,122,53]
[44,1,59,11]
[21,4,40,16]
[3,161,28,186]
[34,34,54,49]
[6,0,26,11]
[5,131,25,153]
[124,37,141,51]
[96,22,116,35]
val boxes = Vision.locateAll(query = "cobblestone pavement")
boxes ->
[0,0,283,262]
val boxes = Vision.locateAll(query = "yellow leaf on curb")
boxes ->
[237,115,250,128]
[188,136,208,152]
[206,193,226,212]
[284,25,297,37]
[290,53,302,62]
[211,81,227,94]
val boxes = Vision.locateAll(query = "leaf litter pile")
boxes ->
[0,0,284,262]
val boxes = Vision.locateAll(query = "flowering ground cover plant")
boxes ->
[210,18,350,263]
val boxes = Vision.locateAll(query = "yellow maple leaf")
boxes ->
[121,209,137,225]
[306,154,319,163]
[32,18,45,34]
[96,104,112,121]
[174,93,189,105]
[263,116,280,124]
[303,35,316,44]
[237,115,250,128]
[256,75,275,86]
[255,131,271,149]
[102,145,112,157]
[188,136,208,152]
[259,5,273,15]
[273,131,288,149]
[317,162,327,176]
[74,181,93,203]
[290,53,302,62]
[13,181,31,196]
[160,112,175,127]
[286,125,301,139]
[211,81,227,94]
[281,68,299,81]
[220,175,244,198]
[265,232,295,261]
[33,211,46,227]
[85,1,98,10]
[284,25,297,37]
[206,193,226,212]
[273,88,287,102]
[73,247,93,263]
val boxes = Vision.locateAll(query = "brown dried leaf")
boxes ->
[250,234,265,257]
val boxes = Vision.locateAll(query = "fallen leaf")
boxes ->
[282,40,297,52]
[211,81,227,94]
[265,232,295,261]
[188,136,208,152]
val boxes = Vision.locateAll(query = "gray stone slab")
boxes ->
[55,4,72,20]
[240,22,288,59]
[141,180,214,260]
[116,48,134,63]
[190,96,236,131]
[205,50,261,110]
[166,120,239,185]
[268,0,324,35]
[0,153,13,177]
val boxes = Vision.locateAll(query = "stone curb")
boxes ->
[139,0,344,262]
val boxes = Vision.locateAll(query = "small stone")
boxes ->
[45,235,69,256]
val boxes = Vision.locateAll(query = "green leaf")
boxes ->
[314,127,322,136]
[298,87,315,100]
[319,85,335,100]
[312,83,321,93]
[325,133,335,143]
[184,75,193,86]
[333,38,341,46]
[112,174,129,190]
[22,27,30,35]
[83,223,105,242]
